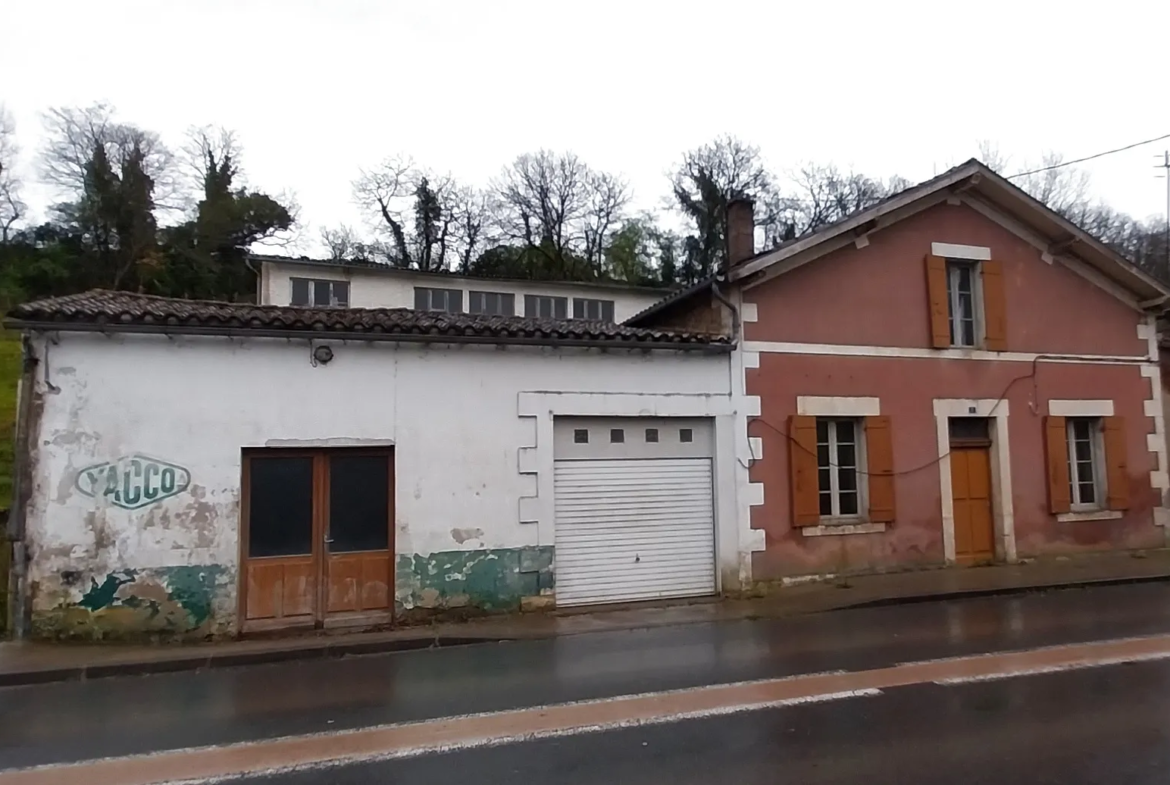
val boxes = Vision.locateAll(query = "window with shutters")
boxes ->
[1045,413,1128,516]
[468,291,515,316]
[926,253,1006,351]
[816,418,865,519]
[572,297,616,321]
[291,278,350,307]
[414,287,464,313]
[1066,417,1105,510]
[524,294,568,319]
[945,260,981,347]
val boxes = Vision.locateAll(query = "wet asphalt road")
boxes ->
[4,581,1170,772]
[249,657,1170,785]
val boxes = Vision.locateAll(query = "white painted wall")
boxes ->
[23,332,744,631]
[259,261,667,323]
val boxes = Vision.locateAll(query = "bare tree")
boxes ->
[0,105,25,243]
[320,224,378,261]
[491,149,612,278]
[670,135,777,280]
[353,155,416,266]
[581,170,630,274]
[39,103,179,211]
[182,125,241,205]
[770,164,905,242]
[448,186,491,273]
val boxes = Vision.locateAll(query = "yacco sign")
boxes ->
[76,455,192,510]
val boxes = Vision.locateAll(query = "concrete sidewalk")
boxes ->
[3,549,1169,687]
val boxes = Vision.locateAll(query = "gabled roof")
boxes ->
[6,290,730,351]
[626,159,1170,326]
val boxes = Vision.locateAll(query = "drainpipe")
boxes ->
[6,334,38,639]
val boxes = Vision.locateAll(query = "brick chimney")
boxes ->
[726,197,755,267]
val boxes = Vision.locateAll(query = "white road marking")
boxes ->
[932,649,1170,685]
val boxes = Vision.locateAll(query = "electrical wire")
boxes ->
[1006,133,1170,180]
[743,360,1042,476]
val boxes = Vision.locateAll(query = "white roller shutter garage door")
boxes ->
[553,418,716,606]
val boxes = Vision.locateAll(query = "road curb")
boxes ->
[4,574,1170,687]
[0,635,517,688]
[835,572,1170,611]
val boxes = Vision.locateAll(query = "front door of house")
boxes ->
[241,449,394,633]
[948,418,995,565]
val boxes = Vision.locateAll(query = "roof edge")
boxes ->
[3,318,733,353]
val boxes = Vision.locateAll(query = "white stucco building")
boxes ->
[255,255,669,324]
[4,290,757,639]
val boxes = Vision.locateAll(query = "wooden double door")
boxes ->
[240,448,394,632]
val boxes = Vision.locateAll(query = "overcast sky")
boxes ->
[4,0,1169,251]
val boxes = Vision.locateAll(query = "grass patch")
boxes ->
[0,328,19,509]
[1,327,18,631]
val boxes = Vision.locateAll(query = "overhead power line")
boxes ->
[1007,133,1170,179]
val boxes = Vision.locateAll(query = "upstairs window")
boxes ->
[945,261,980,347]
[468,291,515,317]
[926,252,1006,351]
[291,278,350,307]
[415,287,463,314]
[572,298,616,322]
[524,295,568,320]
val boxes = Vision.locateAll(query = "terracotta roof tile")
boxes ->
[6,290,729,349]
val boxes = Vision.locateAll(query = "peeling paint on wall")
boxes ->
[395,546,554,612]
[32,564,230,640]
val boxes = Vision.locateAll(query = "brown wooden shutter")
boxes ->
[981,260,1008,351]
[1044,416,1071,514]
[789,415,820,527]
[926,254,950,349]
[865,415,895,523]
[1103,416,1130,511]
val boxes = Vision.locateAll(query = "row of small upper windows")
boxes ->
[416,288,616,321]
[288,278,616,322]
[573,427,694,444]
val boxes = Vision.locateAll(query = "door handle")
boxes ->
[324,536,334,544]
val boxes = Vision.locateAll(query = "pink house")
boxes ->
[632,160,1170,580]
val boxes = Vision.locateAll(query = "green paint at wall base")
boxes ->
[396,546,554,613]
[30,546,554,639]
[33,565,229,641]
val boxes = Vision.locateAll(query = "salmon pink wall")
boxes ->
[743,202,1145,358]
[747,354,1160,579]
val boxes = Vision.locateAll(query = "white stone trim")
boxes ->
[931,242,991,261]
[743,340,1147,366]
[263,437,396,448]
[748,436,763,460]
[1056,510,1123,523]
[801,522,887,537]
[932,398,1016,564]
[1047,399,1115,417]
[517,389,742,590]
[1139,364,1170,496]
[1138,315,1159,361]
[733,289,767,575]
[796,396,881,417]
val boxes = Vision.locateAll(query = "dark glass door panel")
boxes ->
[328,455,390,552]
[247,456,314,558]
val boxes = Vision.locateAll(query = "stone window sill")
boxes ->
[1056,510,1123,523]
[801,521,888,537]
